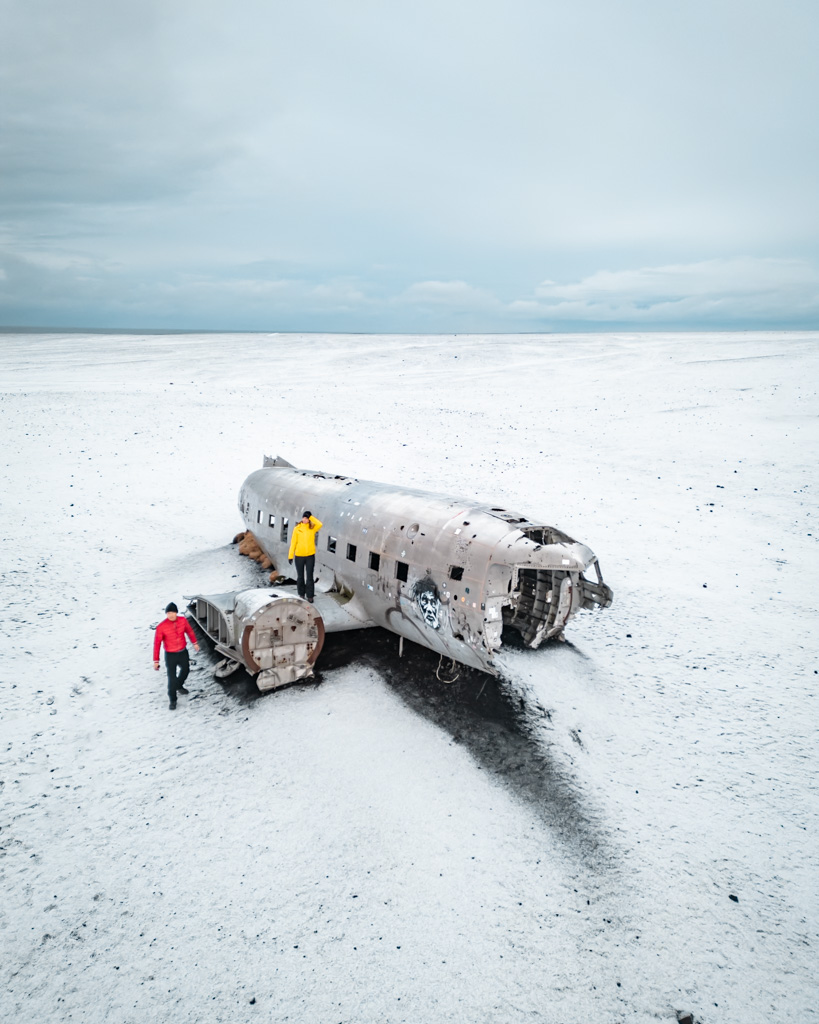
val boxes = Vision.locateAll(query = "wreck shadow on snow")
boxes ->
[193,613,617,873]
[327,628,616,873]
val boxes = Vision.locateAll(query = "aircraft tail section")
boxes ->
[263,454,296,469]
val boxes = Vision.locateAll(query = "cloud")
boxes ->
[0,6,240,209]
[525,258,819,324]
[535,258,819,302]
[3,245,819,330]
[147,274,376,318]
[1,1,818,328]
[398,280,497,308]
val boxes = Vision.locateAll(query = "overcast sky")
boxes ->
[1,0,818,331]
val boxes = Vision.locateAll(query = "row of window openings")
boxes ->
[255,510,292,541]
[255,510,290,541]
[326,538,464,583]
[328,538,384,572]
[254,509,463,581]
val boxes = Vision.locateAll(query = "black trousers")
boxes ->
[165,649,190,701]
[294,554,315,600]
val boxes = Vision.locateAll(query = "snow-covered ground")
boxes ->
[1,330,817,1024]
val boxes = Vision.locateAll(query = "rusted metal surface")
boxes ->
[236,457,613,676]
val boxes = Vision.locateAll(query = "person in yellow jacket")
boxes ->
[288,510,323,602]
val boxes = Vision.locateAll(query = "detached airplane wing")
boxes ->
[186,586,375,692]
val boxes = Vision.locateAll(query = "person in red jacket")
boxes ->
[153,602,199,710]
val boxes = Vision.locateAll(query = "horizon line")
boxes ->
[2,325,819,337]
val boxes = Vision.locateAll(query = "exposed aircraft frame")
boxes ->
[193,456,613,680]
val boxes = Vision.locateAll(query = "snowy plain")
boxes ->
[0,330,817,1024]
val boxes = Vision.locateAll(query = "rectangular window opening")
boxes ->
[368,551,380,571]
[346,543,357,562]
[449,565,464,581]
[327,536,337,553]
[268,513,276,528]
[256,509,262,525]
[396,561,409,582]
[280,517,289,542]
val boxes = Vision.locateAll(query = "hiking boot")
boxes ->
[176,686,189,695]
[169,700,177,710]
[307,597,314,604]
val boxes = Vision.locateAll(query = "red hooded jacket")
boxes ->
[153,616,197,660]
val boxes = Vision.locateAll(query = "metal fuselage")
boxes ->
[239,458,613,675]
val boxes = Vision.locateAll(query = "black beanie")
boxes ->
[165,602,178,613]
[303,510,312,518]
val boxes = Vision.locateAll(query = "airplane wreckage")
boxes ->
[187,456,613,692]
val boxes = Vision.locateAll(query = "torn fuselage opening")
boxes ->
[503,566,571,648]
[521,525,574,546]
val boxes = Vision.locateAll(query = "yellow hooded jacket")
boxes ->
[288,515,323,559]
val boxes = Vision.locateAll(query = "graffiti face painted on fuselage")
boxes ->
[414,578,441,630]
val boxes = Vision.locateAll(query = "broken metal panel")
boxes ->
[310,591,376,633]
[579,558,614,611]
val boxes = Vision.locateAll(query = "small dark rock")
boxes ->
[729,893,738,902]
[249,997,256,1005]
[676,1012,694,1024]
